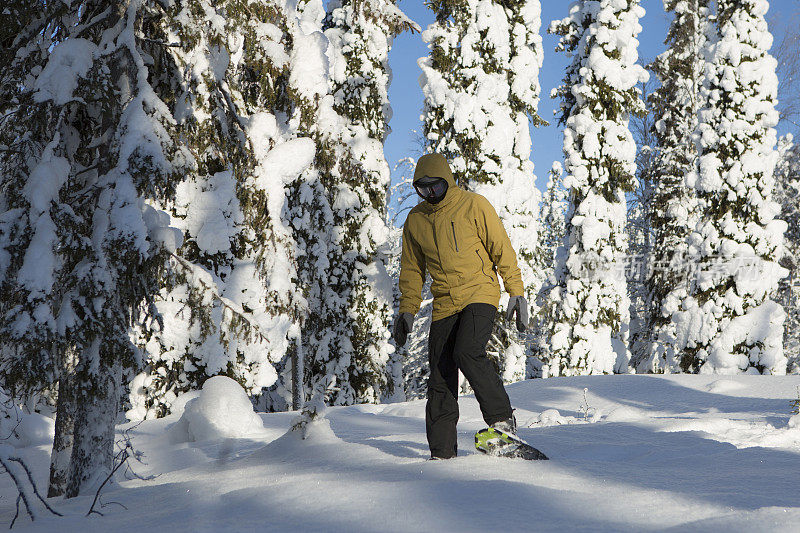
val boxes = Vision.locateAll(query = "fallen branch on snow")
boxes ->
[0,447,62,528]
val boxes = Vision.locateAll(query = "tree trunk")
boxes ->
[292,333,304,410]
[47,374,75,498]
[65,1,131,498]
[47,344,79,498]
[65,362,119,499]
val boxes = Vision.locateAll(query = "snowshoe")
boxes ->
[474,427,548,460]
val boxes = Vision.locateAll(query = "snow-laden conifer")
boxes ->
[540,163,568,269]
[546,0,648,376]
[418,0,546,382]
[128,0,315,418]
[634,0,710,373]
[673,0,787,374]
[298,0,418,405]
[531,163,567,377]
[626,82,659,364]
[401,291,434,399]
[280,0,413,407]
[281,0,349,406]
[0,0,193,497]
[775,136,800,372]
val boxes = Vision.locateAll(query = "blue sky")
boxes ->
[382,0,799,222]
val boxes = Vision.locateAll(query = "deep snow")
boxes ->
[3,374,800,532]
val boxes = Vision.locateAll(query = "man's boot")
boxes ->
[490,415,517,436]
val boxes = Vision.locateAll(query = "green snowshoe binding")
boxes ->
[474,427,548,461]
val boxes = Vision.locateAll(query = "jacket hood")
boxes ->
[413,153,458,209]
[413,153,456,189]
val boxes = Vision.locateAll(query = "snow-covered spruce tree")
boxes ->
[299,0,418,405]
[531,162,567,377]
[129,0,312,418]
[626,75,658,369]
[0,0,191,497]
[545,0,648,376]
[0,0,58,404]
[673,0,787,374]
[277,0,380,407]
[0,2,39,74]
[633,0,710,373]
[775,136,800,372]
[0,0,68,496]
[419,0,546,382]
[385,165,417,400]
[324,0,417,142]
[540,163,568,270]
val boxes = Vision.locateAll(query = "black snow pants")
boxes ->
[426,302,513,459]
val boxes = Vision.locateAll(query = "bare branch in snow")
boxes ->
[86,424,157,517]
[85,447,129,517]
[0,450,63,528]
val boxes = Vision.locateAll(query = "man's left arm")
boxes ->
[474,195,524,297]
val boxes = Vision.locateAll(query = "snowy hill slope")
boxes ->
[3,375,800,532]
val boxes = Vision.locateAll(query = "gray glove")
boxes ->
[505,295,529,333]
[392,312,414,347]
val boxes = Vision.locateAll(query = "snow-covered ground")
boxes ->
[3,374,800,532]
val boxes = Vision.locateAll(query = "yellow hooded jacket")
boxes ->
[399,154,524,322]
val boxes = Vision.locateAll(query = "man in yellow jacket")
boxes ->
[393,153,529,460]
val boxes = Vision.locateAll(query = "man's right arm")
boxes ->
[398,220,426,315]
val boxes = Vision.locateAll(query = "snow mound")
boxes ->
[706,379,743,394]
[535,409,568,426]
[0,411,55,449]
[170,390,201,418]
[170,376,264,442]
[527,407,602,427]
[660,416,800,451]
[0,393,55,448]
[291,417,336,443]
[285,392,336,443]
[14,413,55,448]
[605,406,648,423]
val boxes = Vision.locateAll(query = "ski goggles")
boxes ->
[414,176,448,200]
